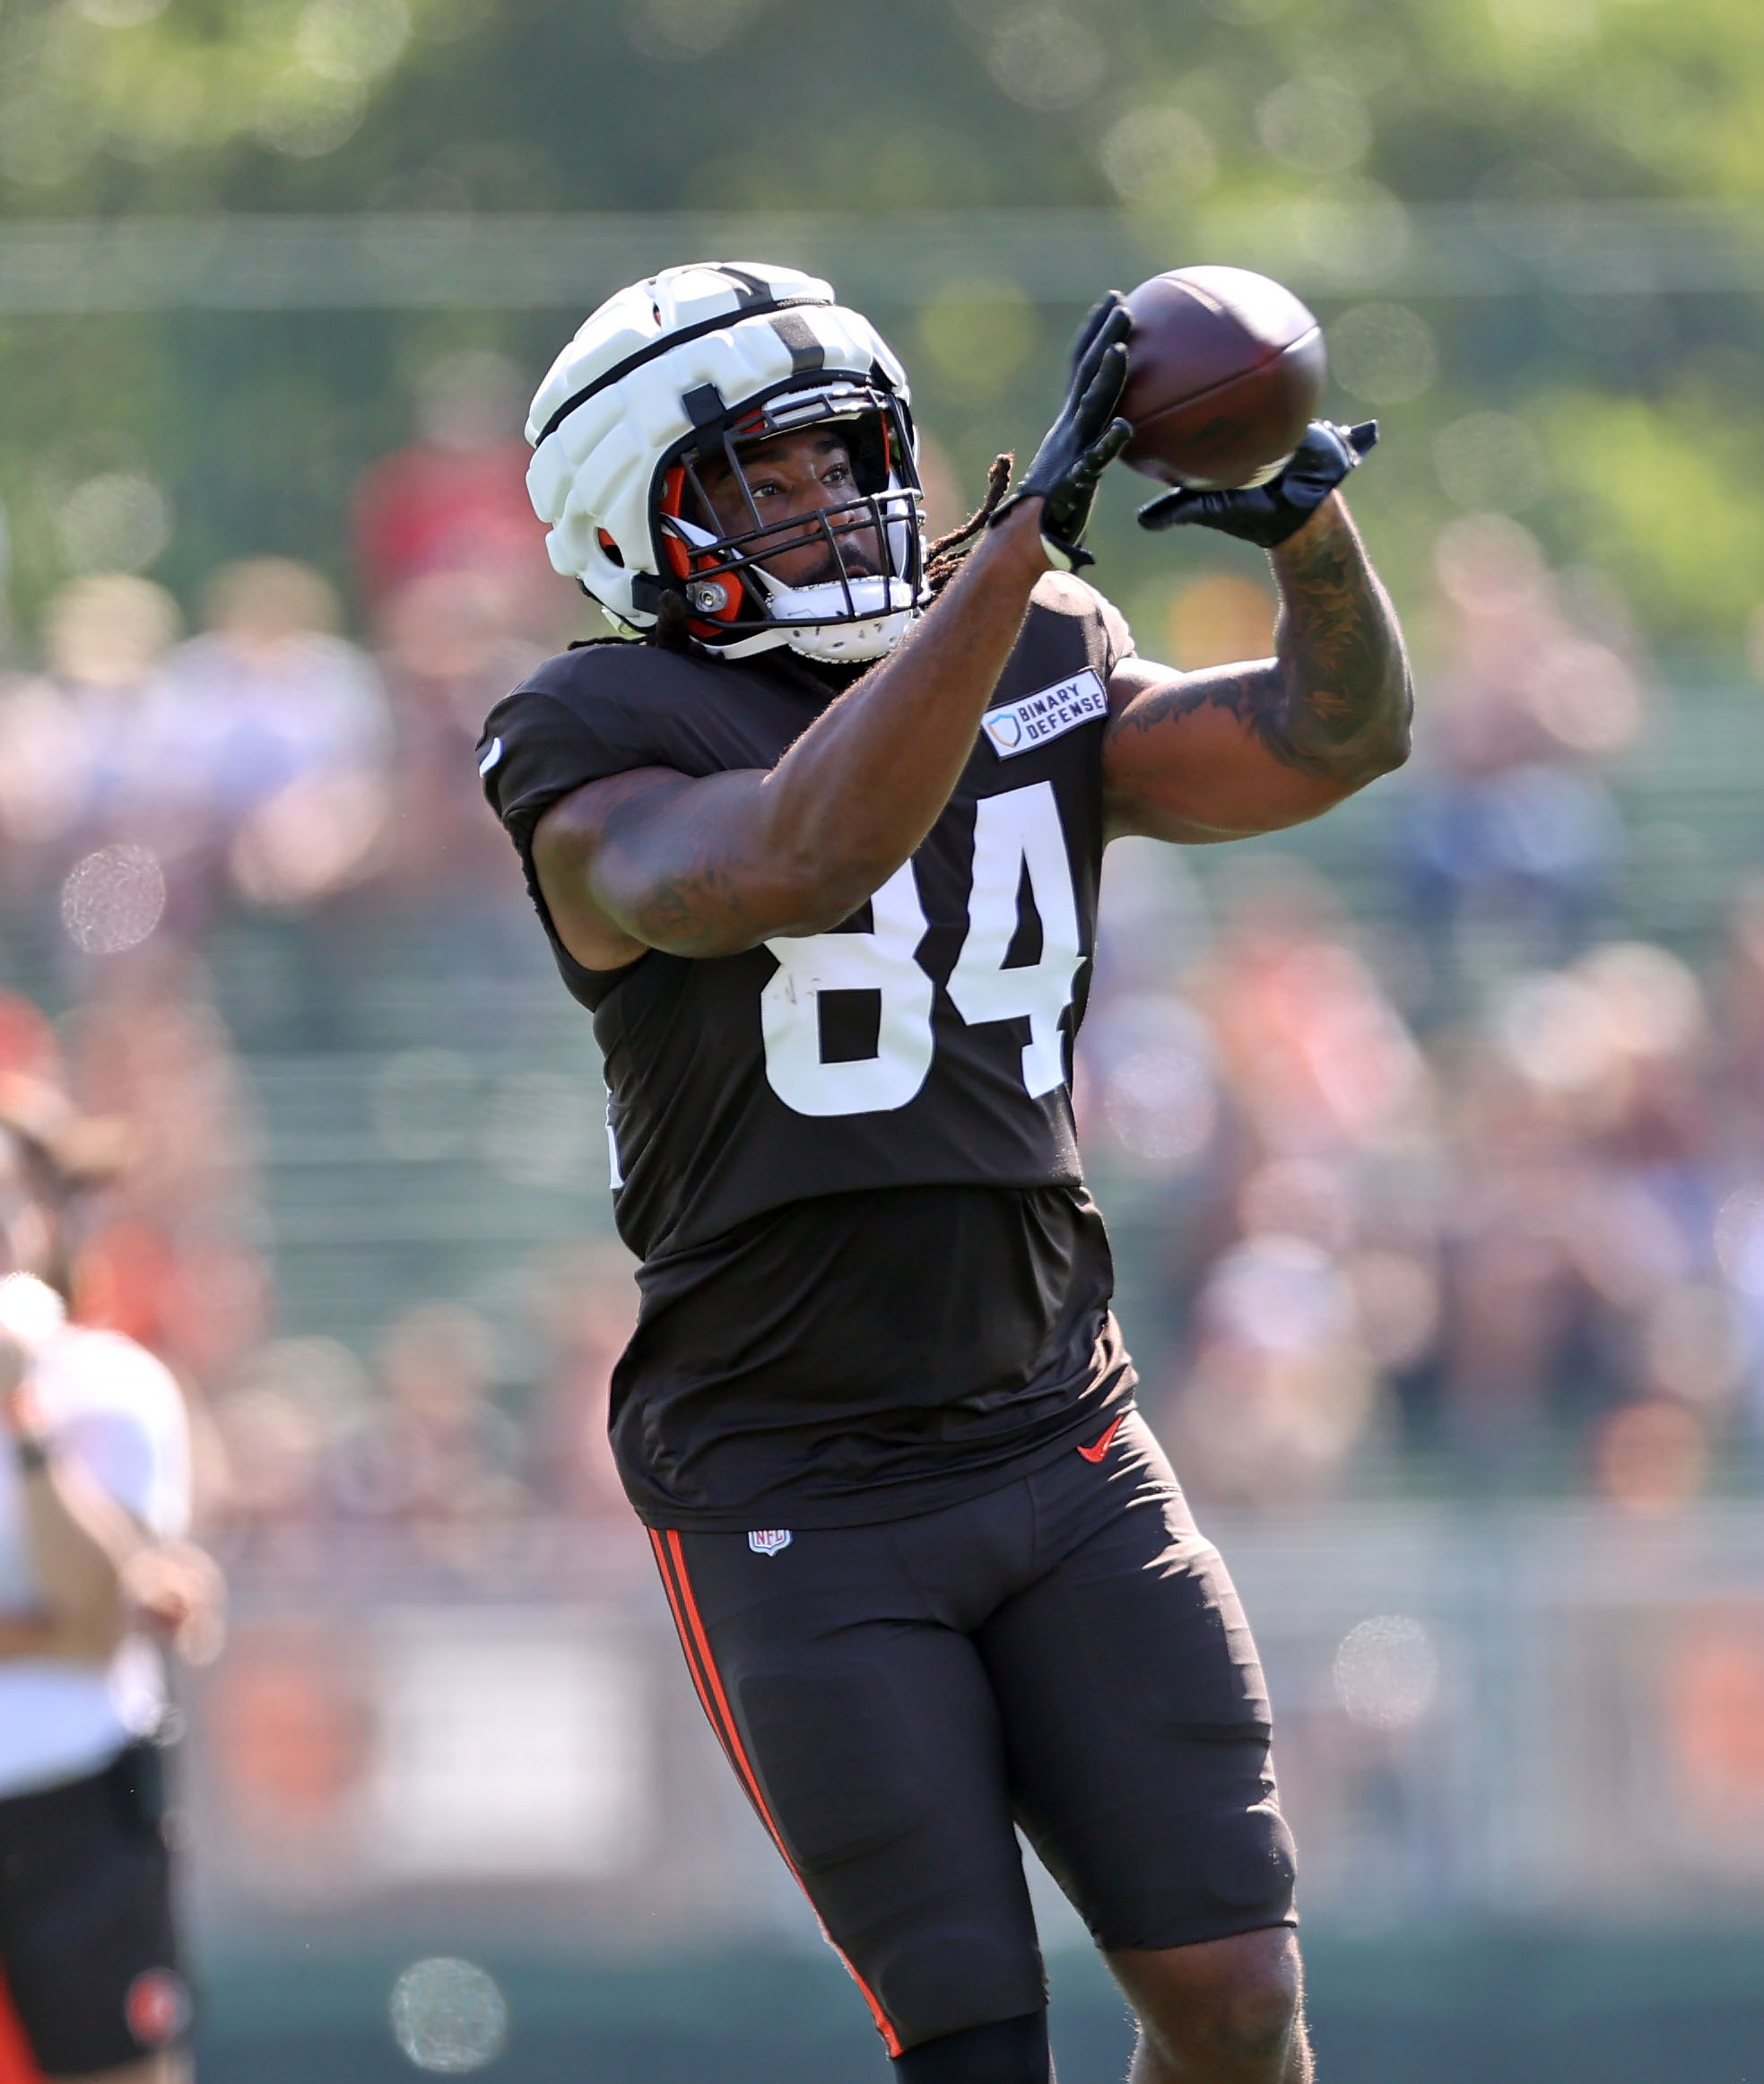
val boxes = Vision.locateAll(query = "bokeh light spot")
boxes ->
[0,1273,68,1352]
[389,1958,507,2073]
[297,0,413,82]
[916,277,1038,400]
[72,0,171,24]
[1256,79,1371,175]
[1287,179,1411,286]
[1164,572,1276,671]
[1333,1615,1440,1730]
[1328,302,1438,404]
[60,845,166,956]
[986,7,1106,111]
[1098,106,1216,205]
[624,0,755,60]
[1434,412,1547,513]
[57,473,172,575]
[255,70,369,158]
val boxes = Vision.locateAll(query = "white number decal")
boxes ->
[758,786,1082,1118]
[605,1082,624,1189]
[944,782,1082,1098]
[760,861,934,1116]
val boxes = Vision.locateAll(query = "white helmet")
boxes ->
[526,261,926,663]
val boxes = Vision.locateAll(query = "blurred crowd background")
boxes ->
[6,0,1764,2074]
[2,337,1758,1543]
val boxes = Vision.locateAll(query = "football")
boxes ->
[1117,265,1326,491]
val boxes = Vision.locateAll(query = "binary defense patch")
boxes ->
[981,669,1108,759]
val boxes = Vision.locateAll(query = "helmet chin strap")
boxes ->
[750,569,918,663]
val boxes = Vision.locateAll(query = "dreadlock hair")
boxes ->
[563,586,694,653]
[654,586,695,651]
[923,454,1014,597]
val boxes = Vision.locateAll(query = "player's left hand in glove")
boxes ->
[1137,420,1378,549]
[992,293,1133,571]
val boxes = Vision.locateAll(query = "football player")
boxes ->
[481,265,1411,2084]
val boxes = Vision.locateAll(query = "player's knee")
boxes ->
[1134,1931,1299,2072]
[1205,1950,1299,2062]
[891,2010,1052,2084]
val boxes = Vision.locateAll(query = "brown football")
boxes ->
[1118,266,1325,491]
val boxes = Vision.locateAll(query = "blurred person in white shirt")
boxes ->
[0,1087,217,2084]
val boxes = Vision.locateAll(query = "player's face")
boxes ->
[697,427,884,589]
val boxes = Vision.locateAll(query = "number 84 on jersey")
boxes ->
[760,781,1082,1120]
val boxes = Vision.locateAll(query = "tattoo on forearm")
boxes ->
[1268,517,1411,769]
[628,860,746,952]
[1118,514,1412,782]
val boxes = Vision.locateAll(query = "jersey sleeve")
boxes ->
[476,647,682,987]
[1087,584,1136,673]
[1025,571,1136,681]
[477,681,647,858]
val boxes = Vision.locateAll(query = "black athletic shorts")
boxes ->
[0,1741,189,2076]
[647,1411,1296,2057]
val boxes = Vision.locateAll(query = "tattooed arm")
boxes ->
[532,304,1132,968]
[1101,492,1412,845]
[532,502,1055,968]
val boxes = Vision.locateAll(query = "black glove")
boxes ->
[991,292,1132,571]
[1136,420,1378,548]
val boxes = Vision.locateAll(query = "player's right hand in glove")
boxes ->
[991,293,1133,572]
[1137,419,1378,548]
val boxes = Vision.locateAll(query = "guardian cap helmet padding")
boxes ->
[526,262,926,662]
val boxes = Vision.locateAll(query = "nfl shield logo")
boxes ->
[748,1528,793,1556]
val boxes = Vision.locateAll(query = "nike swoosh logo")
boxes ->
[1077,1412,1127,1463]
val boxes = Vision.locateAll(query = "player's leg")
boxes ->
[649,1515,1053,2077]
[1108,1931,1309,2084]
[0,1758,192,2084]
[975,1416,1304,2084]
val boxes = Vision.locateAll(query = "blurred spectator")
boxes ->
[0,1280,196,2084]
[66,951,270,1398]
[352,348,560,638]
[375,566,544,898]
[161,559,392,914]
[208,1339,370,1539]
[521,1238,639,1517]
[1189,865,1430,1161]
[1073,821,1763,1503]
[1438,942,1719,1470]
[1713,876,1764,1165]
[1591,1395,1709,1514]
[0,1066,229,2084]
[329,1303,526,1537]
[1166,1223,1383,1506]
[1398,518,1642,995]
[1087,865,1438,1503]
[0,575,190,894]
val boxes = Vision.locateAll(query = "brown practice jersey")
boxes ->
[480,573,1139,1530]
